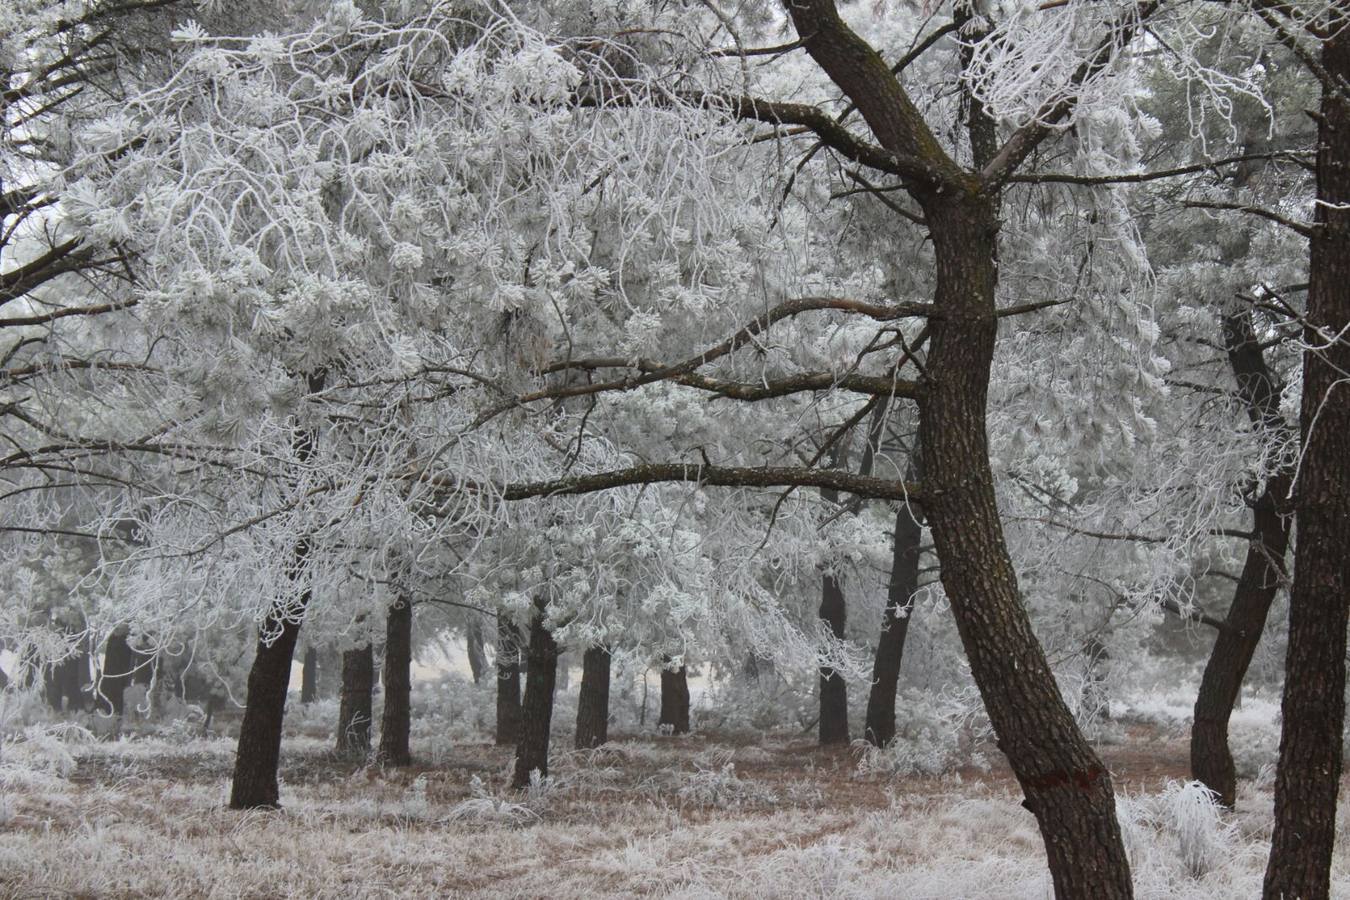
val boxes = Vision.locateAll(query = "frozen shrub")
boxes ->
[854,689,989,777]
[1,723,95,778]
[674,762,778,809]
[444,774,541,826]
[1162,780,1232,878]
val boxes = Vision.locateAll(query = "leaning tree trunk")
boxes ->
[300,645,318,705]
[658,662,690,735]
[575,646,611,749]
[776,2,1134,893]
[229,589,309,808]
[865,500,924,747]
[917,200,1132,897]
[818,571,849,745]
[1191,311,1293,808]
[230,371,326,810]
[1263,27,1350,900]
[495,617,523,746]
[377,598,412,766]
[99,628,134,717]
[336,642,374,758]
[512,599,559,789]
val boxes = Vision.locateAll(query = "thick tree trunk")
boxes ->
[300,645,318,705]
[658,662,690,735]
[1263,30,1350,900]
[466,617,488,685]
[774,3,1133,893]
[512,599,558,788]
[917,201,1132,897]
[865,500,924,746]
[99,628,134,716]
[378,598,413,766]
[1191,311,1293,808]
[336,642,374,757]
[818,571,849,745]
[229,603,307,809]
[575,646,611,749]
[495,617,523,746]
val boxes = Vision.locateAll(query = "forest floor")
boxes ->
[3,711,1348,899]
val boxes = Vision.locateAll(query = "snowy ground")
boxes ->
[2,716,1347,899]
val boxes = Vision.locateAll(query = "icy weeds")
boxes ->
[0,728,1347,898]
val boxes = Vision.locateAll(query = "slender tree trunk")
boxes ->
[466,617,488,685]
[378,599,413,766]
[336,642,374,757]
[575,646,611,749]
[512,598,558,788]
[1263,28,1350,899]
[300,645,318,705]
[230,372,325,810]
[865,500,924,746]
[99,628,134,717]
[658,662,690,735]
[229,601,307,808]
[495,617,523,746]
[1192,311,1293,808]
[818,571,849,745]
[917,200,1132,897]
[316,644,341,700]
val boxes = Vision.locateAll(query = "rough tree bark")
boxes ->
[864,500,924,747]
[466,617,488,685]
[1191,311,1293,808]
[300,645,318,705]
[377,598,412,766]
[1263,21,1350,899]
[781,4,1136,895]
[229,371,326,810]
[512,598,559,788]
[336,642,374,757]
[98,627,134,717]
[575,645,611,749]
[495,617,523,746]
[818,571,850,745]
[658,662,691,735]
[229,575,309,808]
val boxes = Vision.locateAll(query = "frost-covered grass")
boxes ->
[2,721,1348,899]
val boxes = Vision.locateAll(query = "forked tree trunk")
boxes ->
[779,4,1133,893]
[865,500,924,746]
[378,598,412,766]
[1263,28,1350,900]
[512,599,558,788]
[300,645,318,705]
[336,642,374,757]
[658,662,690,735]
[818,571,849,745]
[1191,311,1293,808]
[495,617,523,746]
[575,646,611,749]
[230,371,326,810]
